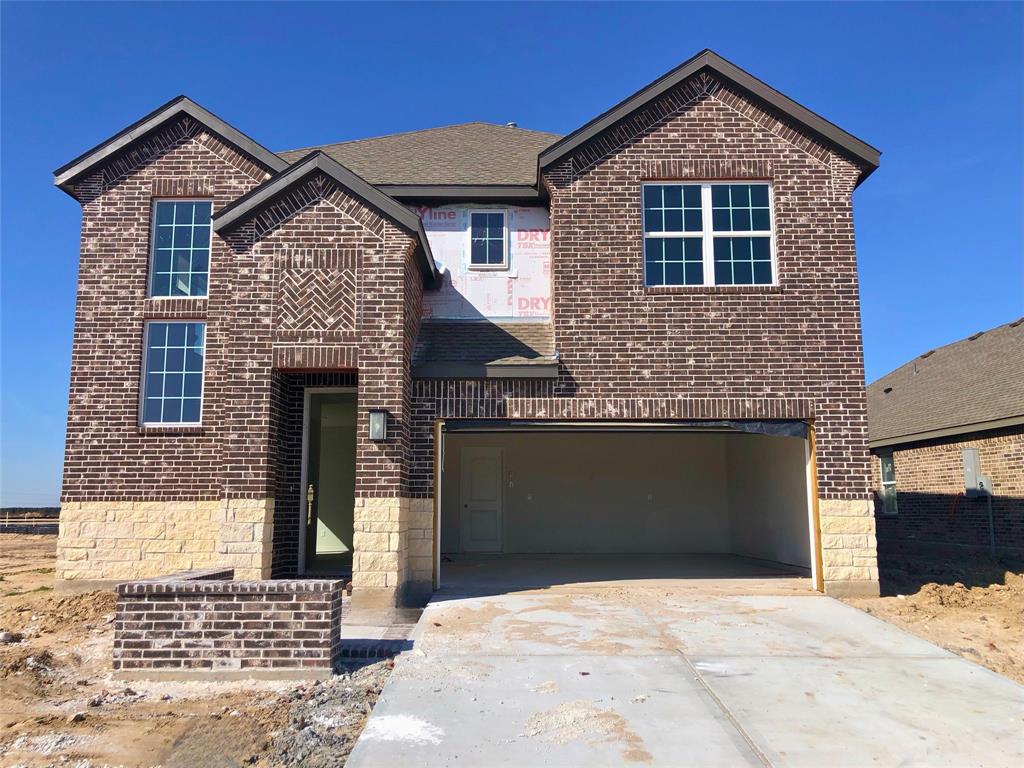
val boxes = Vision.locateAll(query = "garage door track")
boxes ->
[346,585,1023,767]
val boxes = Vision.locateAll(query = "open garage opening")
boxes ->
[436,425,818,594]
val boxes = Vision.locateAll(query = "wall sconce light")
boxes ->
[368,409,388,442]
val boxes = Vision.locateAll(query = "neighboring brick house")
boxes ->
[867,319,1024,555]
[54,49,883,606]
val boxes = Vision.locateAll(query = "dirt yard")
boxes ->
[845,549,1024,684]
[0,535,390,768]
[2,536,1022,765]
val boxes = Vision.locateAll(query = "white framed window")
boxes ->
[469,210,508,269]
[642,182,776,287]
[879,453,898,515]
[140,321,206,425]
[149,200,213,297]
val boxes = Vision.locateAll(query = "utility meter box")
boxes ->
[963,449,991,496]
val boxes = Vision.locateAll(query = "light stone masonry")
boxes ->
[57,499,274,581]
[818,497,880,597]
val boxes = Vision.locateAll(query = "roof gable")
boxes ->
[53,96,289,197]
[539,49,880,184]
[212,151,438,284]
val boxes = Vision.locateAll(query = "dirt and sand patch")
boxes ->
[526,698,652,763]
[0,534,391,767]
[845,550,1023,684]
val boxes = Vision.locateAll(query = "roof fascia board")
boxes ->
[868,415,1024,450]
[538,49,880,180]
[213,152,438,283]
[53,96,289,195]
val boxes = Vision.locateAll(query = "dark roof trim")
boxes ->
[868,415,1024,450]
[53,95,289,196]
[212,151,438,283]
[538,49,881,184]
[413,361,559,380]
[378,184,543,202]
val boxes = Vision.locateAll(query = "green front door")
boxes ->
[305,391,356,573]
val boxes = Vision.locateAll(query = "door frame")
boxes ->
[298,386,357,575]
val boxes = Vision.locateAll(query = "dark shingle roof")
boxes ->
[413,321,556,378]
[279,123,561,186]
[866,319,1024,444]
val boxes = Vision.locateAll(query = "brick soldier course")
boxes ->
[55,50,884,607]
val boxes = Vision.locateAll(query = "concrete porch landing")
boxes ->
[347,582,1023,767]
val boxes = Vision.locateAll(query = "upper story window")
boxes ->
[469,210,507,269]
[879,454,898,515]
[643,183,774,287]
[150,200,212,297]
[141,321,205,425]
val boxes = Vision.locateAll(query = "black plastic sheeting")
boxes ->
[442,419,808,439]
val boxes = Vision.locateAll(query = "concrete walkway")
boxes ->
[346,584,1024,767]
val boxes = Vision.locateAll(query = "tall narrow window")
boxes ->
[142,321,205,425]
[469,211,507,268]
[150,200,212,297]
[879,454,898,515]
[642,182,775,287]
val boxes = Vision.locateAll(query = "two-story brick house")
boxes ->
[54,50,882,607]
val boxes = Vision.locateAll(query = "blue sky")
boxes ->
[1,2,1022,506]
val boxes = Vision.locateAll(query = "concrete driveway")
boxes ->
[347,582,1023,767]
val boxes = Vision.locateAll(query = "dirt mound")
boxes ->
[0,589,116,635]
[848,558,1024,684]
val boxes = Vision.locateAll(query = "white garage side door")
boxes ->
[460,447,503,552]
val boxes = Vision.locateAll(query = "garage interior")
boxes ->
[437,425,816,592]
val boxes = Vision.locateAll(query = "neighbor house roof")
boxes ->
[538,49,881,185]
[279,123,561,194]
[866,318,1024,448]
[53,96,289,197]
[413,321,558,379]
[212,151,438,284]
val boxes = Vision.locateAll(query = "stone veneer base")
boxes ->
[818,497,880,594]
[57,499,275,581]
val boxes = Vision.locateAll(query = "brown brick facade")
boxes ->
[59,65,879,600]
[113,569,343,680]
[872,426,1024,554]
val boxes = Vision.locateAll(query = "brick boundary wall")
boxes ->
[113,569,343,680]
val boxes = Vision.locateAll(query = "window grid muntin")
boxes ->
[469,210,507,268]
[150,200,213,297]
[644,237,704,286]
[642,182,775,287]
[142,321,206,425]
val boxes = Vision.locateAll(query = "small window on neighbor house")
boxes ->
[142,322,205,425]
[643,182,774,287]
[150,200,212,297]
[879,454,898,515]
[469,211,507,268]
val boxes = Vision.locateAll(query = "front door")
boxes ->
[460,447,503,552]
[305,391,356,573]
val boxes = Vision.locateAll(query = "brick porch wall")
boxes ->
[113,568,343,680]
